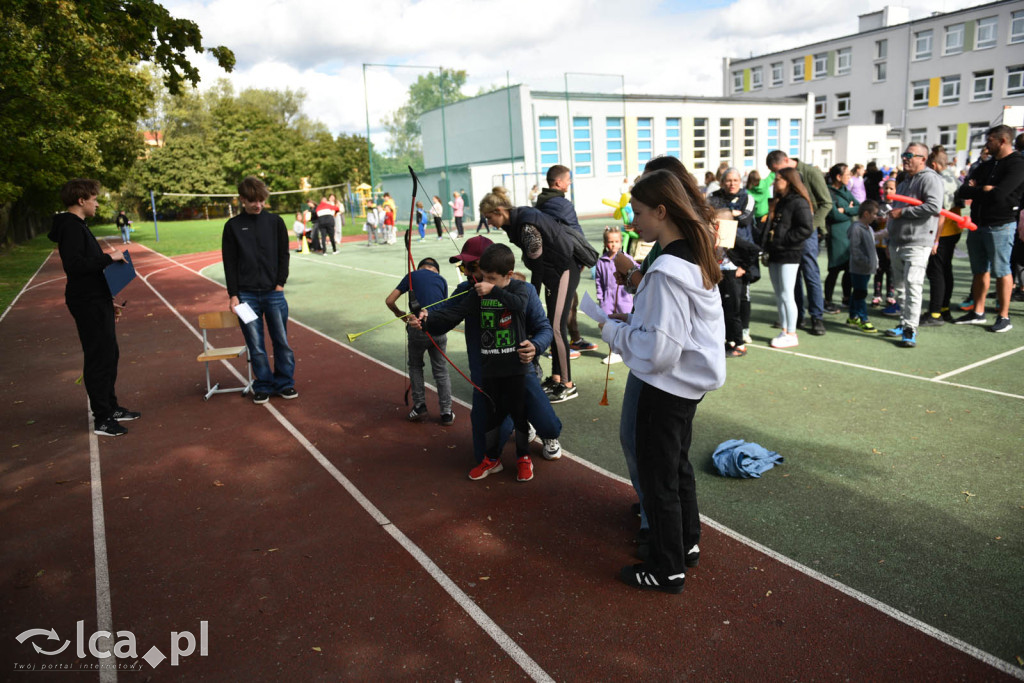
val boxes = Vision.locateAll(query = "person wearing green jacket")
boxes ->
[745,169,775,221]
[824,163,860,313]
[767,151,832,335]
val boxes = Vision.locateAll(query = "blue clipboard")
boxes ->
[104,250,136,298]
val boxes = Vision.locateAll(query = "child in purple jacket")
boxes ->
[594,227,634,364]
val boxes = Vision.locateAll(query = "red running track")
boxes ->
[0,242,1018,681]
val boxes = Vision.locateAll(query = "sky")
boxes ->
[162,0,983,150]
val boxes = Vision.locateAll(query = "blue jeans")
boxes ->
[237,290,295,393]
[471,371,561,462]
[967,222,1016,278]
[620,372,648,529]
[793,231,824,322]
[769,262,801,332]
[849,272,871,322]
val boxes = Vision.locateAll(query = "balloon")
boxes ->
[603,193,632,223]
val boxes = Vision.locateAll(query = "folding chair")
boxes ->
[196,311,252,400]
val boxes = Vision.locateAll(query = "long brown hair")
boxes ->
[776,167,812,213]
[630,170,722,289]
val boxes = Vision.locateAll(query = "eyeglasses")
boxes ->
[458,262,479,274]
[901,153,924,160]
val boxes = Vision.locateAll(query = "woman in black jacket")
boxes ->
[764,167,814,348]
[479,186,579,403]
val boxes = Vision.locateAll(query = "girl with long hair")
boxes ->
[824,163,859,313]
[479,186,579,402]
[764,167,814,348]
[601,169,726,593]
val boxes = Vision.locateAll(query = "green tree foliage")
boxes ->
[0,0,234,242]
[383,68,467,165]
[123,81,370,216]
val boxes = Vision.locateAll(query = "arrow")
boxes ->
[16,628,59,643]
[33,640,70,656]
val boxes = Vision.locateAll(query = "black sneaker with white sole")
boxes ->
[619,564,685,594]
[407,404,428,421]
[954,311,987,325]
[988,316,1012,333]
[548,383,578,403]
[685,544,700,568]
[94,419,127,437]
[440,412,455,426]
[252,392,270,404]
[111,407,141,421]
[278,387,298,399]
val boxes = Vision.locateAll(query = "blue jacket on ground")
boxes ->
[712,439,784,478]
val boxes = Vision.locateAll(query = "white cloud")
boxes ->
[163,0,990,143]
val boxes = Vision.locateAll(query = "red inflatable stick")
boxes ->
[885,193,977,231]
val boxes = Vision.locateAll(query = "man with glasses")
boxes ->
[953,125,1024,333]
[882,143,943,348]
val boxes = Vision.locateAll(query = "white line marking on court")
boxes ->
[133,243,1022,676]
[88,408,117,683]
[135,262,553,683]
[932,344,1024,381]
[750,343,1024,400]
[0,251,54,324]
[293,254,411,279]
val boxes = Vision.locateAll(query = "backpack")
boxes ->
[566,229,599,268]
[365,208,379,227]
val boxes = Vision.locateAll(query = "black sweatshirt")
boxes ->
[955,151,1024,227]
[48,212,114,303]
[221,210,290,297]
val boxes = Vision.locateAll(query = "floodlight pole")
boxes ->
[362,64,375,196]
[439,67,451,219]
[506,71,516,201]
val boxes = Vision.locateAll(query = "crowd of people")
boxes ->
[50,123,1022,596]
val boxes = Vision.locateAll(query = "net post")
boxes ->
[149,190,160,242]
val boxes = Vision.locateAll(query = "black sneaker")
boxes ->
[988,316,1012,333]
[111,407,141,421]
[440,412,455,426]
[278,387,298,399]
[685,543,700,568]
[823,302,842,314]
[918,313,945,327]
[94,419,127,437]
[548,383,578,403]
[407,404,428,421]
[569,337,598,351]
[619,564,685,594]
[541,376,559,395]
[809,318,826,336]
[940,308,954,323]
[954,311,987,325]
[252,392,270,405]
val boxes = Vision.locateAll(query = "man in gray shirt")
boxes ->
[883,143,943,348]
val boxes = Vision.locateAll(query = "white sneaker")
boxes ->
[770,332,799,349]
[526,423,537,443]
[602,352,623,365]
[542,438,562,460]
[742,329,752,345]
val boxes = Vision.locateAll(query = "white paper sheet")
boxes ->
[233,302,258,324]
[579,291,608,325]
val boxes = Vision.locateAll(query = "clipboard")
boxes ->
[715,219,737,249]
[104,250,136,297]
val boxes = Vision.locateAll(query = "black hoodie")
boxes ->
[48,212,114,302]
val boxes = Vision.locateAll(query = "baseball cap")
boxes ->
[449,235,494,263]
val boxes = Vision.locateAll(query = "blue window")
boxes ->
[572,117,593,178]
[606,117,624,174]
[637,118,653,170]
[538,116,559,175]
[789,118,801,157]
[767,118,780,150]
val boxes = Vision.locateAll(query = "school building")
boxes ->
[723,0,1024,169]
[376,85,810,219]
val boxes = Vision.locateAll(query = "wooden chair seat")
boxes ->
[196,311,252,400]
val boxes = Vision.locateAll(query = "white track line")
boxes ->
[750,343,1024,401]
[134,244,1021,676]
[0,251,53,324]
[932,344,1024,381]
[89,408,117,683]
[135,264,553,683]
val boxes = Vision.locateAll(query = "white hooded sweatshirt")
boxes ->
[601,246,726,400]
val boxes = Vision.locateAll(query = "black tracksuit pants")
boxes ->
[636,380,702,579]
[68,298,119,424]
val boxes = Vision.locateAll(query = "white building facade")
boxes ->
[723,0,1024,167]
[406,85,810,218]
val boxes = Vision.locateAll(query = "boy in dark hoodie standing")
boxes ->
[222,176,296,404]
[49,178,139,436]
[536,165,597,362]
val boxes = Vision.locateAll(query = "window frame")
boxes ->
[814,95,827,120]
[939,75,960,105]
[911,80,930,109]
[943,23,964,55]
[770,62,783,87]
[836,47,852,76]
[732,71,743,93]
[972,71,994,101]
[835,92,851,119]
[914,29,933,60]
[606,116,623,175]
[812,52,828,79]
[874,62,887,82]
[975,16,997,49]
[875,39,888,60]
[1009,11,1024,44]
[1008,65,1024,97]
[791,57,805,82]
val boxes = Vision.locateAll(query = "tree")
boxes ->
[0,0,234,243]
[383,68,468,165]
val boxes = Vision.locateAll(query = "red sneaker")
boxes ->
[516,456,534,482]
[469,457,502,481]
